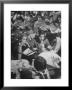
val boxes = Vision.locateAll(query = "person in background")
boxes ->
[46,30,61,55]
[18,34,29,60]
[53,34,61,54]
[33,56,50,79]
[27,30,39,52]
[38,33,52,53]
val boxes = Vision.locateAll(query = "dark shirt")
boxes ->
[46,32,57,46]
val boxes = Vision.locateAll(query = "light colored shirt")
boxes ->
[39,51,61,68]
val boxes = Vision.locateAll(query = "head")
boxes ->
[30,34,36,39]
[38,16,42,21]
[22,59,30,68]
[18,59,30,69]
[34,56,47,72]
[17,12,21,18]
[28,30,35,39]
[22,35,27,42]
[39,34,45,41]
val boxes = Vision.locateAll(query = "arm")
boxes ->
[18,43,22,60]
[54,37,61,53]
[45,39,53,50]
[45,69,50,79]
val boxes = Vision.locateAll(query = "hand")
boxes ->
[33,48,37,50]
[48,45,52,50]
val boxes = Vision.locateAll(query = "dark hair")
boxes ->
[34,56,47,71]
[20,68,33,79]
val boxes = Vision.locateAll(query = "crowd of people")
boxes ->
[11,11,61,79]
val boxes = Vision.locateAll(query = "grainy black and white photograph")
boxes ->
[11,11,61,79]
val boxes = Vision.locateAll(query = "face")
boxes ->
[25,16,31,21]
[30,34,35,39]
[40,34,45,41]
[22,60,30,68]
[28,33,35,40]
[22,36,27,42]
[17,14,20,18]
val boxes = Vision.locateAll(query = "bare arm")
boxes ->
[45,39,53,50]
[18,43,22,60]
[54,37,61,53]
